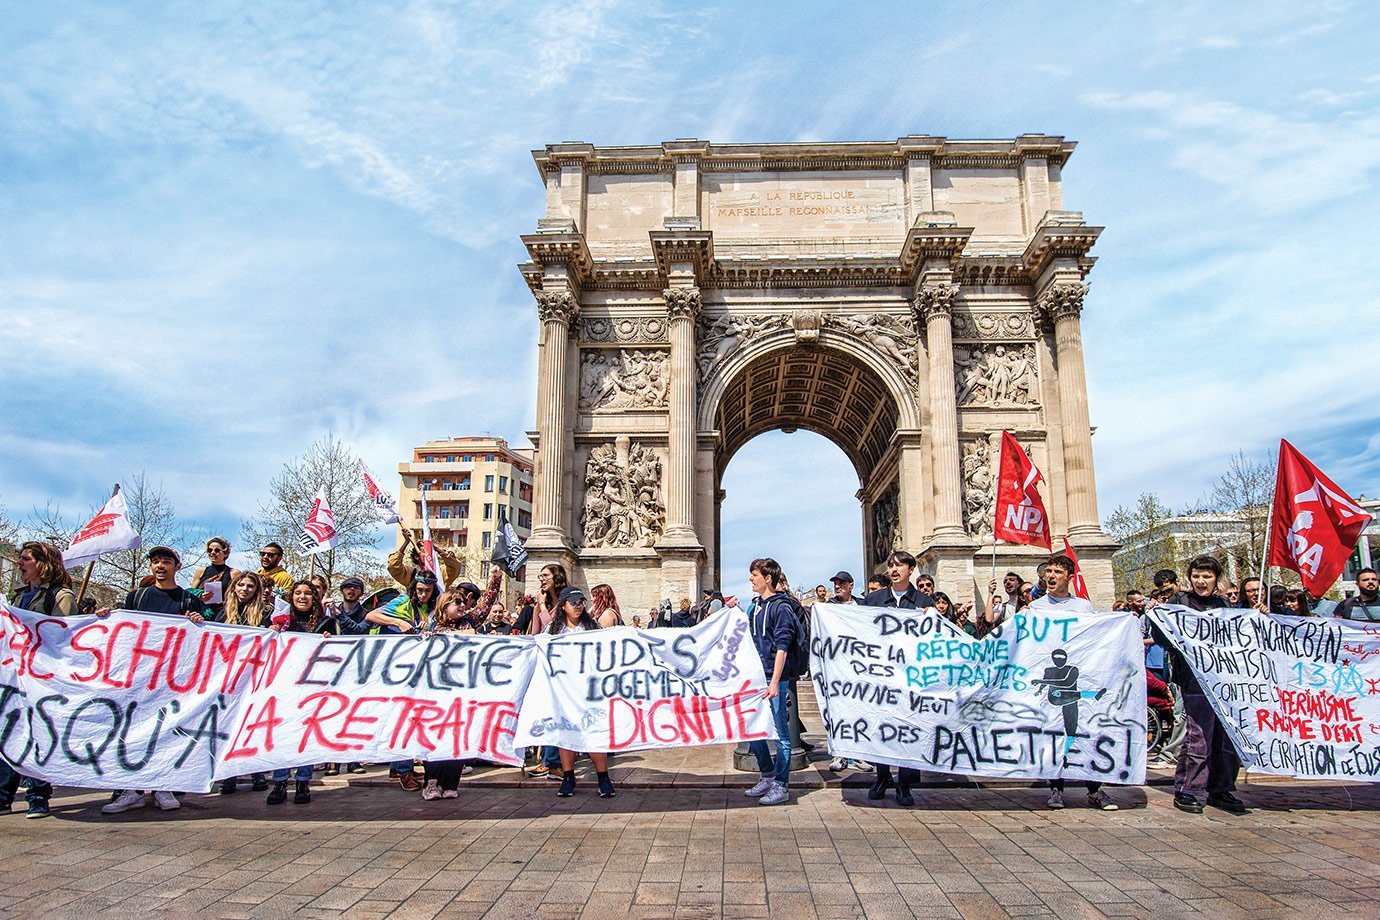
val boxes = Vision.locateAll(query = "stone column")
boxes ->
[529,289,579,546]
[916,282,966,543]
[660,286,703,546]
[1039,281,1100,538]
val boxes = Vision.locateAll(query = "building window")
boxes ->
[518,510,531,529]
[420,481,430,491]
[459,531,468,547]
[485,475,495,492]
[499,476,508,493]
[486,454,495,462]
[458,561,467,576]
[463,454,473,462]
[458,476,470,490]
[482,531,492,549]
[439,506,451,519]
[425,456,434,462]
[484,503,493,520]
[481,561,490,577]
[458,501,469,517]
[448,455,456,462]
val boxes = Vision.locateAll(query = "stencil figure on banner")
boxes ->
[513,581,776,796]
[860,550,934,807]
[1145,555,1248,815]
[366,570,440,791]
[812,569,1146,792]
[1029,554,1119,811]
[525,563,570,781]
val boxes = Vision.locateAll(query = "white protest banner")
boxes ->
[513,608,775,754]
[1149,605,1380,781]
[0,602,537,790]
[812,604,1146,783]
[63,487,140,567]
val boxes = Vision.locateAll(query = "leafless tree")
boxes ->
[94,474,203,592]
[241,435,385,586]
[1207,449,1276,577]
[1105,493,1180,596]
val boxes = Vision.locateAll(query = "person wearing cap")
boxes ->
[366,570,440,791]
[549,586,617,799]
[98,546,208,816]
[256,542,295,592]
[827,571,863,604]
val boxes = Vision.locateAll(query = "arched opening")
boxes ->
[719,430,862,599]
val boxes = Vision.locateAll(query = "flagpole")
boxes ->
[75,483,120,605]
[1257,442,1280,609]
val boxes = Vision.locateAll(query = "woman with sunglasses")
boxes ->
[265,580,327,805]
[191,537,238,620]
[549,586,616,799]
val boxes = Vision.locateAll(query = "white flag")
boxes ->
[299,488,339,556]
[359,460,403,524]
[63,488,141,567]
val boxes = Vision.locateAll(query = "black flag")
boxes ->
[491,506,529,577]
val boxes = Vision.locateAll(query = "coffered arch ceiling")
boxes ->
[714,347,901,482]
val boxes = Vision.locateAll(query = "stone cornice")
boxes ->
[531,135,1077,177]
[649,230,714,285]
[899,221,974,279]
[1022,213,1102,280]
[521,231,595,289]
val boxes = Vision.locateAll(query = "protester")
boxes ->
[915,573,936,599]
[934,591,976,637]
[1238,576,1263,610]
[866,576,884,594]
[1019,581,1034,607]
[631,615,643,628]
[1222,582,1240,606]
[1336,568,1380,621]
[257,542,294,592]
[321,577,370,776]
[512,594,536,634]
[813,585,828,604]
[190,536,236,619]
[1153,569,1179,594]
[7,541,74,817]
[828,571,863,604]
[387,526,461,589]
[549,586,616,798]
[1028,554,1118,811]
[590,583,624,627]
[1280,588,1313,616]
[986,571,1022,631]
[672,596,696,628]
[483,600,515,634]
[15,541,76,618]
[366,571,439,791]
[526,564,570,780]
[264,580,323,805]
[744,558,796,806]
[417,591,471,800]
[861,550,931,805]
[1154,554,1247,815]
[99,546,208,815]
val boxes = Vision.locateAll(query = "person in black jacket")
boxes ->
[861,550,934,806]
[1153,554,1247,815]
[1336,568,1380,621]
[826,571,864,604]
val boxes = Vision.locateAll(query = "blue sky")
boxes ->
[2,1,1377,587]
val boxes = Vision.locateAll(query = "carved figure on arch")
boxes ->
[580,441,664,548]
[696,313,789,382]
[578,350,669,410]
[954,344,1039,407]
[870,483,903,566]
[961,438,996,539]
[825,313,919,387]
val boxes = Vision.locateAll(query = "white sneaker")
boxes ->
[441,788,459,799]
[460,764,474,776]
[153,791,180,811]
[422,780,442,801]
[853,760,874,773]
[102,790,145,814]
[759,782,789,806]
[1047,790,1064,809]
[745,776,775,797]
[828,757,847,771]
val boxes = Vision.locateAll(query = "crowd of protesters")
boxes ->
[6,532,1377,821]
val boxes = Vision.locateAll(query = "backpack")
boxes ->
[770,594,812,680]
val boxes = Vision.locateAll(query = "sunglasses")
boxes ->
[569,599,586,607]
[260,551,280,558]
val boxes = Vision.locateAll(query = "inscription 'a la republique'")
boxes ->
[716,188,894,219]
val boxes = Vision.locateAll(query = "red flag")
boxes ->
[1267,440,1372,595]
[993,432,1052,549]
[1062,538,1091,601]
[298,488,339,556]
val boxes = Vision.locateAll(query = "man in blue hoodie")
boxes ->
[744,557,798,807]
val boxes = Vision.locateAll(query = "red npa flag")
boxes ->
[1062,538,1091,601]
[993,432,1052,549]
[1267,440,1372,595]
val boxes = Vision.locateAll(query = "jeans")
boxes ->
[749,680,794,786]
[1176,691,1240,797]
[0,760,50,804]
[272,765,313,782]
[541,746,561,769]
[391,759,415,776]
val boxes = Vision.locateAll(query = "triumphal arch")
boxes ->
[520,136,1117,610]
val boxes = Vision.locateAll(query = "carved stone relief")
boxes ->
[696,313,790,382]
[580,439,664,549]
[823,313,919,388]
[582,316,667,343]
[954,344,1039,407]
[951,311,1035,341]
[578,350,669,410]
[871,481,902,566]
[961,437,996,540]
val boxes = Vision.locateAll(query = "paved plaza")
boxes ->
[2,757,1379,920]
